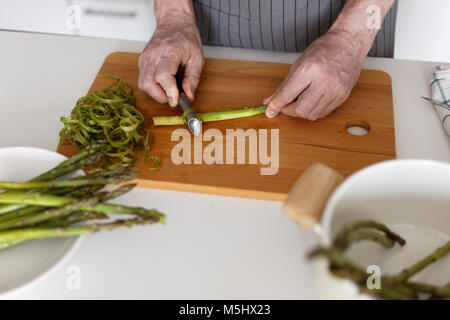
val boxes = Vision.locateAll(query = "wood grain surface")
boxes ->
[58,52,396,201]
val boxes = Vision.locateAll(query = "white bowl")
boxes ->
[312,159,450,299]
[0,147,82,297]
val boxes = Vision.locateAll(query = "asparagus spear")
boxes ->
[0,216,160,250]
[333,220,406,249]
[0,185,154,230]
[45,211,109,228]
[0,205,46,223]
[333,228,401,251]
[310,221,450,300]
[0,197,101,230]
[0,171,137,190]
[396,241,450,283]
[152,105,267,126]
[29,142,103,182]
[0,151,104,215]
[0,143,164,250]
[94,184,137,202]
[0,185,102,224]
[406,282,450,298]
[65,185,106,199]
[0,185,87,221]
[0,192,164,225]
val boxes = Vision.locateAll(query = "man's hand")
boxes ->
[264,0,395,121]
[264,31,363,121]
[138,1,203,107]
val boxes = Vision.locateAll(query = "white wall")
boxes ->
[0,0,155,41]
[395,0,450,63]
[0,0,68,34]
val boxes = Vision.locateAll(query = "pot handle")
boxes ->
[283,163,344,230]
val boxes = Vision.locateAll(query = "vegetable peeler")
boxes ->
[175,71,202,136]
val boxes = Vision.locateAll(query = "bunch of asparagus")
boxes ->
[0,143,164,250]
[310,220,450,299]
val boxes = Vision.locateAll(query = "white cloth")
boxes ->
[430,66,450,136]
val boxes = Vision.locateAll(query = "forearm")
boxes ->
[140,0,204,105]
[154,0,196,26]
[329,0,395,59]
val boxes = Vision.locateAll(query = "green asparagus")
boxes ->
[310,220,450,300]
[0,143,165,250]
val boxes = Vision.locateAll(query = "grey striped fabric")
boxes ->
[193,0,398,57]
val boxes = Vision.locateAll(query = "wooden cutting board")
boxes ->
[58,52,396,201]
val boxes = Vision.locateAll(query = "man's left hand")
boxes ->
[264,30,365,121]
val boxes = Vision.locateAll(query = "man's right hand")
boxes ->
[138,2,203,107]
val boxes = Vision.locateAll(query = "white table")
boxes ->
[0,31,449,299]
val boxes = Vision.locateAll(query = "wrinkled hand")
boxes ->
[264,30,365,121]
[138,17,204,107]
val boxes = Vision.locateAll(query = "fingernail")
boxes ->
[186,89,193,100]
[266,109,277,118]
[167,88,178,106]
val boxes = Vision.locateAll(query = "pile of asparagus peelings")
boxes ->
[0,142,164,250]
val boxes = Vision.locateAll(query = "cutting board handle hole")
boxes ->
[346,120,371,136]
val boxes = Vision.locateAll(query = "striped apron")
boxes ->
[193,0,398,57]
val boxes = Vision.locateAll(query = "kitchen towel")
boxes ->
[430,66,450,136]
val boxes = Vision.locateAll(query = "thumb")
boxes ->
[264,89,291,118]
[265,77,310,118]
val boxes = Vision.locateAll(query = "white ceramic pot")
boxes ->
[285,159,450,299]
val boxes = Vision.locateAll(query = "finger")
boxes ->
[263,93,275,105]
[155,55,182,107]
[138,61,168,104]
[279,101,299,117]
[308,95,337,120]
[263,77,289,109]
[317,96,347,119]
[280,88,323,120]
[138,57,151,90]
[182,57,203,100]
[263,74,292,105]
[265,77,310,118]
[140,77,167,104]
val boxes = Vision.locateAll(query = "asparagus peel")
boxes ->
[59,76,160,170]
